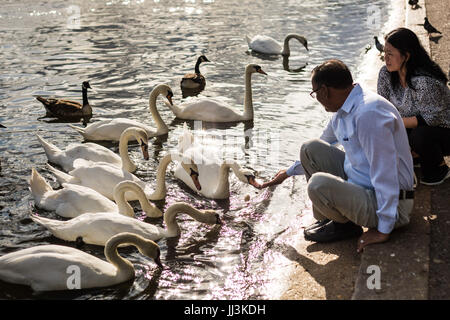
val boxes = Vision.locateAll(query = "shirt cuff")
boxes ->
[286,160,304,176]
[377,215,396,234]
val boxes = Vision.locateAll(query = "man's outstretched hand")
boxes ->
[248,170,290,189]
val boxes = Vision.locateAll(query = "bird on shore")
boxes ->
[408,0,419,9]
[36,81,92,122]
[374,36,384,55]
[424,17,442,35]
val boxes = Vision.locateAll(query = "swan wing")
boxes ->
[176,99,243,122]
[0,244,118,291]
[69,161,146,200]
[83,119,156,141]
[248,35,282,54]
[49,183,118,218]
[64,143,122,168]
[43,212,164,245]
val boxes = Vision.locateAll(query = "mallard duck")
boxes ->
[36,81,92,121]
[180,55,210,90]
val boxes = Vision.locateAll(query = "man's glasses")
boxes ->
[310,86,322,99]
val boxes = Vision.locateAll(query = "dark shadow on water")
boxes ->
[38,115,92,126]
[245,50,280,61]
[282,56,308,73]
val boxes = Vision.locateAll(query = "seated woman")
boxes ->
[378,27,450,185]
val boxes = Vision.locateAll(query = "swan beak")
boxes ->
[190,169,202,191]
[141,143,149,160]
[258,69,268,75]
[166,93,174,106]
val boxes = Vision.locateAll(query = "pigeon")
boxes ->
[408,0,419,8]
[374,36,384,55]
[424,17,442,35]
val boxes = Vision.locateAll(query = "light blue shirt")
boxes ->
[288,84,414,234]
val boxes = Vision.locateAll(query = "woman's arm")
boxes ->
[403,116,418,128]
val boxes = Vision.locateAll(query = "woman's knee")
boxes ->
[409,127,430,152]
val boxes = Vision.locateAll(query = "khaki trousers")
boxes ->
[300,139,413,229]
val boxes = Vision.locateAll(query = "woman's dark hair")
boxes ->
[385,27,448,89]
[312,59,353,89]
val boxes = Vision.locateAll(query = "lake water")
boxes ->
[0,0,390,299]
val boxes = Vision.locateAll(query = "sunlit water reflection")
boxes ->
[0,0,390,299]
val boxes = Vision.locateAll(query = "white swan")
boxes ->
[36,127,149,173]
[29,169,162,218]
[46,151,201,201]
[174,125,256,199]
[0,232,162,292]
[30,202,220,246]
[165,64,267,122]
[68,84,173,141]
[246,34,308,56]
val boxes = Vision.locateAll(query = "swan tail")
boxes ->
[30,214,68,239]
[29,168,53,201]
[245,35,252,46]
[46,163,75,184]
[68,124,87,137]
[35,133,62,163]
[177,122,194,153]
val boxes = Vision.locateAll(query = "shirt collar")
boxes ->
[339,83,362,114]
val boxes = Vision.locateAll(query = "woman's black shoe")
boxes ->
[421,165,450,186]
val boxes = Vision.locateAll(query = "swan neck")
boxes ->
[243,69,253,120]
[114,182,157,217]
[282,36,292,56]
[149,90,168,133]
[118,131,136,173]
[132,182,160,217]
[163,203,202,236]
[215,162,231,196]
[104,234,138,278]
[114,185,135,217]
[152,153,173,198]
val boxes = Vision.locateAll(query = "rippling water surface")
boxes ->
[0,0,389,299]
